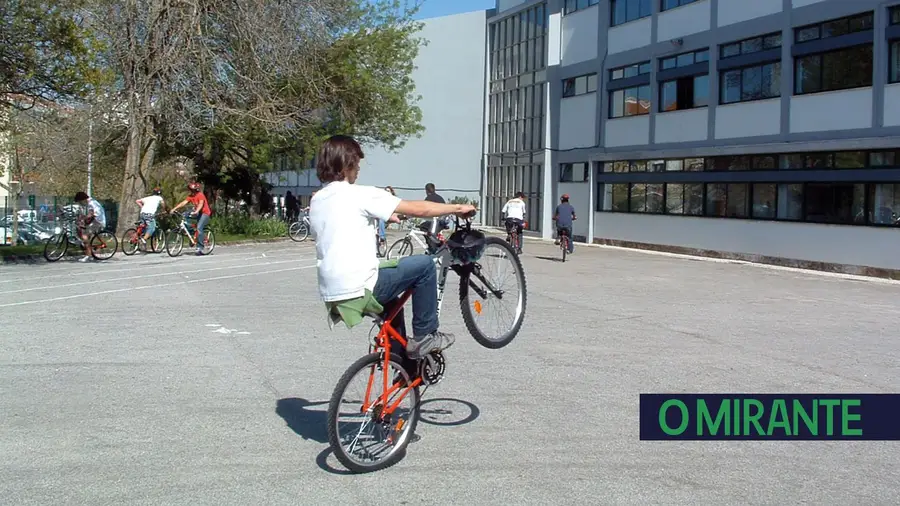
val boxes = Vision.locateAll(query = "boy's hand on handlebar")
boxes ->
[454,204,477,218]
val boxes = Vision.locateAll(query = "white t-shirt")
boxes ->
[309,181,402,302]
[502,198,526,220]
[140,195,164,215]
[88,198,106,227]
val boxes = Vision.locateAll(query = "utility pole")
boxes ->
[87,103,93,196]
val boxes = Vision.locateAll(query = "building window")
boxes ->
[610,62,652,80]
[868,183,900,225]
[660,49,709,70]
[564,0,600,15]
[611,0,652,27]
[705,183,749,218]
[665,183,703,215]
[720,62,781,104]
[610,85,651,117]
[890,40,900,84]
[611,184,629,211]
[660,75,709,111]
[804,183,865,225]
[629,183,664,213]
[752,183,777,219]
[795,45,873,94]
[720,33,782,59]
[560,162,589,182]
[871,150,899,167]
[661,0,698,12]
[893,6,900,25]
[707,156,751,171]
[563,73,598,97]
[777,184,803,220]
[794,12,874,43]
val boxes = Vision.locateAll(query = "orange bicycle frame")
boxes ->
[360,289,423,417]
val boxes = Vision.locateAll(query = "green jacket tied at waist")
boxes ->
[324,258,399,329]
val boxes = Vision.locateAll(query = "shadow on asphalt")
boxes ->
[534,255,564,263]
[277,396,481,474]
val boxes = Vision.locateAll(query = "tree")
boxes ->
[0,0,98,110]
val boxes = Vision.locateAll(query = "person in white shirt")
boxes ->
[74,191,107,262]
[501,192,527,253]
[309,135,477,360]
[136,188,166,245]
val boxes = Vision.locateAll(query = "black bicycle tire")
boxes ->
[202,229,216,255]
[166,230,184,257]
[151,229,166,253]
[459,236,527,349]
[326,352,420,473]
[90,232,118,260]
[387,237,413,260]
[562,236,567,263]
[121,228,139,256]
[43,233,68,262]
[289,221,309,242]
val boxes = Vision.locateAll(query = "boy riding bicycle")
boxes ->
[501,192,526,252]
[553,194,577,254]
[309,135,476,360]
[136,187,166,246]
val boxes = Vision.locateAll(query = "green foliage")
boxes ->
[0,0,101,106]
[450,196,478,207]
[209,213,287,237]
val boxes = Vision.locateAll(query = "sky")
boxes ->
[413,0,496,19]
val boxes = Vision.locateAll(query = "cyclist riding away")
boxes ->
[309,135,476,360]
[74,191,106,263]
[170,182,212,256]
[136,188,166,246]
[554,194,577,254]
[502,192,526,252]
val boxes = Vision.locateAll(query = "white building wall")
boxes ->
[655,109,708,144]
[594,212,900,271]
[792,0,829,7]
[717,0,782,27]
[657,0,711,42]
[884,84,900,127]
[607,18,652,55]
[790,88,874,133]
[559,94,598,149]
[557,182,591,239]
[715,99,781,139]
[605,116,650,147]
[350,10,489,203]
[560,5,598,66]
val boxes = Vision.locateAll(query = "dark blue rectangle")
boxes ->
[639,394,900,440]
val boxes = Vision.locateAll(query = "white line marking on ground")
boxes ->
[0,264,316,308]
[3,258,306,294]
[0,251,311,284]
[205,324,220,327]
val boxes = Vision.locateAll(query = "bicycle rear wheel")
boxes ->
[561,236,567,263]
[327,352,420,473]
[166,231,184,257]
[289,221,309,242]
[459,236,527,349]
[43,233,68,262]
[90,231,118,260]
[200,229,215,255]
[151,229,166,253]
[122,228,139,256]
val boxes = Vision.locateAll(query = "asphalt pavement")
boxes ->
[1,234,899,505]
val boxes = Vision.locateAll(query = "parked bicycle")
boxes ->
[326,214,527,473]
[288,214,311,242]
[121,216,166,255]
[386,217,449,259]
[165,211,216,257]
[43,212,118,262]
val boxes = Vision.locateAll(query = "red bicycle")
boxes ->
[121,216,166,255]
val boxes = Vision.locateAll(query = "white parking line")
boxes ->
[0,264,317,308]
[0,250,311,284]
[3,258,307,294]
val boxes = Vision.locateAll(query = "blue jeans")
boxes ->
[377,219,386,239]
[373,254,438,339]
[196,213,210,251]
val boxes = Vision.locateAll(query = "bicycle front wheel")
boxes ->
[90,231,118,260]
[289,221,309,242]
[43,233,68,262]
[166,230,184,257]
[122,228,139,256]
[459,236,527,349]
[386,237,413,260]
[151,229,166,253]
[327,352,420,474]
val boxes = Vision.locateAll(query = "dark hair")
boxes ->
[561,196,569,202]
[74,191,89,201]
[425,183,436,194]
[515,191,525,199]
[317,135,363,183]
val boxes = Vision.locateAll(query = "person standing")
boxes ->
[73,191,106,263]
[424,183,445,204]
